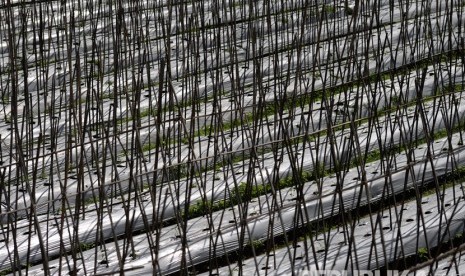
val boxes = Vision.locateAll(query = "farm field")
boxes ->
[1,0,465,275]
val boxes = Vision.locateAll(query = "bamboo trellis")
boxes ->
[0,0,465,275]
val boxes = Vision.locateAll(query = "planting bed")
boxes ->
[1,0,465,275]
